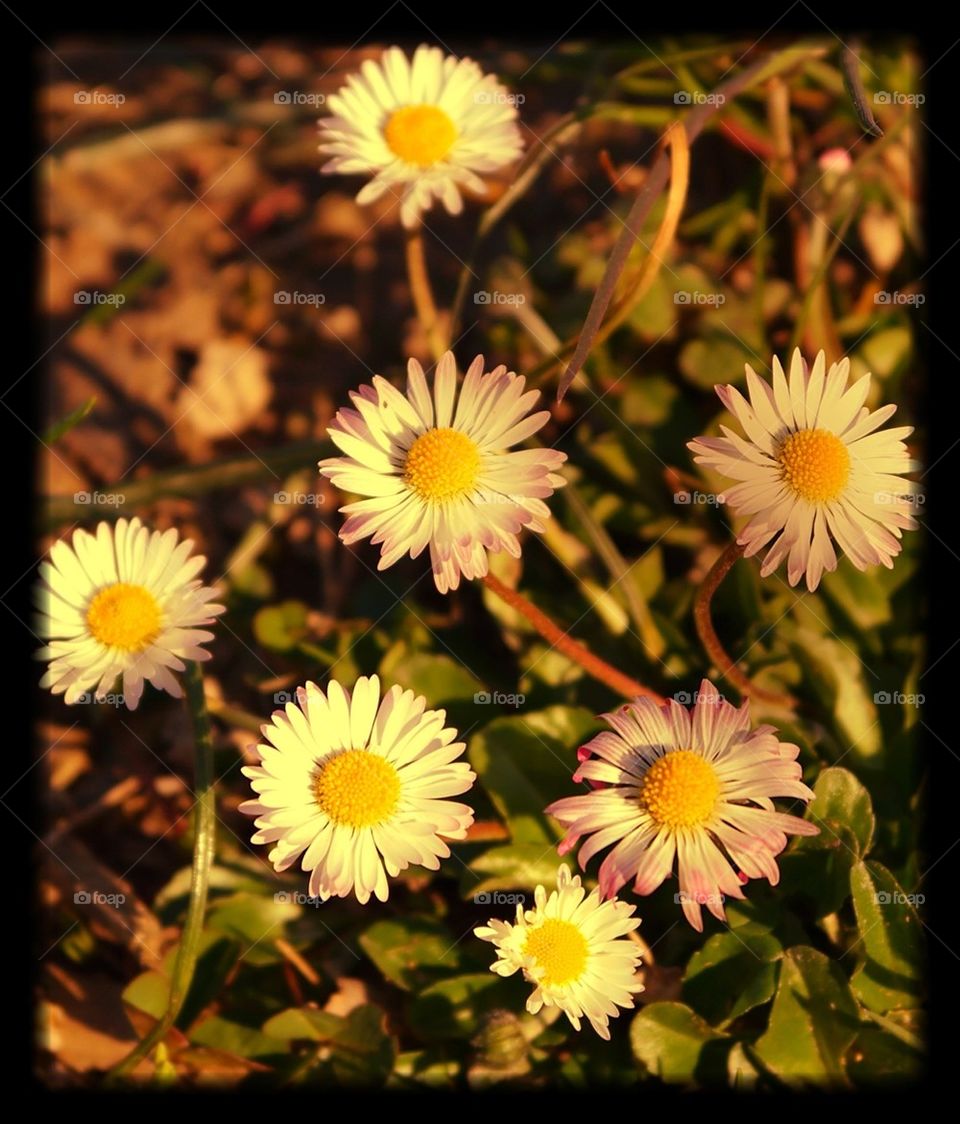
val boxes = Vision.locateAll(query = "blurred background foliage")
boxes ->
[37,34,924,1087]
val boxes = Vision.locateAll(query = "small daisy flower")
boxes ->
[546,682,818,931]
[319,351,566,594]
[687,349,918,591]
[474,865,643,1040]
[240,675,475,904]
[37,518,223,711]
[318,44,523,228]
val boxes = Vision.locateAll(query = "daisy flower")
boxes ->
[688,348,918,591]
[318,43,524,228]
[474,865,643,1039]
[240,675,475,904]
[37,518,223,710]
[319,351,566,594]
[546,682,818,931]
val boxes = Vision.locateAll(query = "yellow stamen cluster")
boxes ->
[86,582,162,652]
[384,105,457,166]
[639,750,720,829]
[314,749,401,827]
[524,918,589,987]
[403,427,481,502]
[777,428,851,503]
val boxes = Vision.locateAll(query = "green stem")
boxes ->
[693,541,795,708]
[108,662,216,1081]
[405,226,445,362]
[563,483,666,661]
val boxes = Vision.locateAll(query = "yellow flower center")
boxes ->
[777,428,851,503]
[313,749,400,828]
[384,105,457,166]
[524,918,589,987]
[639,749,720,829]
[403,427,481,502]
[86,582,162,652]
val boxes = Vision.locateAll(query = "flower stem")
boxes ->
[405,226,445,362]
[108,662,216,1081]
[481,571,664,703]
[693,542,795,708]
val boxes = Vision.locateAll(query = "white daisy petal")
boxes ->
[688,348,917,590]
[547,683,817,929]
[318,46,523,228]
[474,865,643,1038]
[242,676,475,904]
[319,352,566,593]
[37,518,223,709]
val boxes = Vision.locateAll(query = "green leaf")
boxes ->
[847,1027,923,1086]
[389,1049,460,1088]
[780,767,876,918]
[190,1015,284,1058]
[629,1002,728,1084]
[359,917,463,991]
[683,931,782,1026]
[265,1005,395,1086]
[253,600,310,652]
[378,649,482,707]
[804,767,876,855]
[43,397,96,445]
[206,891,300,966]
[821,559,892,631]
[466,843,571,895]
[121,933,242,1029]
[790,629,881,759]
[469,707,594,844]
[408,973,504,1041]
[678,336,750,389]
[849,860,924,1013]
[753,947,860,1086]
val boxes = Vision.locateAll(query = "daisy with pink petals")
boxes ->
[687,348,918,591]
[319,351,566,594]
[546,682,818,930]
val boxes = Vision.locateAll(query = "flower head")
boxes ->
[687,349,918,590]
[474,865,643,1039]
[319,351,566,593]
[318,44,523,228]
[546,682,818,931]
[241,675,475,904]
[37,518,223,710]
